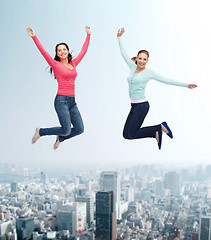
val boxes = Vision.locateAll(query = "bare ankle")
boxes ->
[161,124,168,134]
[155,132,159,143]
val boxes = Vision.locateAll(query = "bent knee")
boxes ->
[62,127,71,136]
[123,132,131,140]
[77,126,84,135]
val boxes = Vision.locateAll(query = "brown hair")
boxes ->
[131,50,149,64]
[50,43,73,79]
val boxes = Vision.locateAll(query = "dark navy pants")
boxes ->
[123,101,161,139]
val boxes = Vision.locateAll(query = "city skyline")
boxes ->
[1,162,211,239]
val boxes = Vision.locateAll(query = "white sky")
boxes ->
[0,0,211,175]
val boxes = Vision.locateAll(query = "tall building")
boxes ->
[154,179,164,196]
[100,171,121,219]
[96,191,116,240]
[199,215,211,240]
[57,202,86,234]
[0,220,17,239]
[16,217,34,239]
[125,186,134,203]
[164,171,179,196]
[41,171,47,185]
[10,181,18,192]
[75,195,94,227]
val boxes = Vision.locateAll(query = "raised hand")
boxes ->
[85,26,90,34]
[27,27,36,37]
[188,84,198,89]
[117,28,125,37]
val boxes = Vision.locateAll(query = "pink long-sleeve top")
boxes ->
[32,34,90,96]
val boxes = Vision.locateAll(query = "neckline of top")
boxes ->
[134,68,147,75]
[60,61,75,70]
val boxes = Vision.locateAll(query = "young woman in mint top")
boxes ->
[27,26,90,150]
[117,28,197,149]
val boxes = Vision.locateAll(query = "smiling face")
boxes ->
[56,44,69,60]
[136,52,149,69]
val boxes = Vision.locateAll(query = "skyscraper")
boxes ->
[10,181,18,192]
[199,215,211,240]
[125,186,134,203]
[57,202,86,234]
[164,171,179,196]
[41,171,47,185]
[154,179,164,196]
[75,195,94,227]
[95,191,116,240]
[16,217,34,239]
[100,171,121,219]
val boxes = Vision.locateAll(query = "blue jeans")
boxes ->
[123,101,161,139]
[39,95,84,142]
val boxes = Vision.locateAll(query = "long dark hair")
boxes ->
[50,42,73,79]
[131,50,149,64]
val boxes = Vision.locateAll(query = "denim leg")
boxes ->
[123,107,133,139]
[123,102,162,140]
[127,102,149,139]
[59,103,84,142]
[39,96,71,137]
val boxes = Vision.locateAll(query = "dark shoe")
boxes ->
[162,121,173,139]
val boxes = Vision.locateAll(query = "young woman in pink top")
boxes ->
[27,26,91,149]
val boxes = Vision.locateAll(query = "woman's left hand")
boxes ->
[188,84,198,89]
[85,26,90,34]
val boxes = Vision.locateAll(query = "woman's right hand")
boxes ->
[27,27,36,37]
[117,28,125,37]
[85,26,91,35]
[188,84,198,89]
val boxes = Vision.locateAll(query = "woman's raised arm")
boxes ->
[27,27,55,68]
[117,28,135,68]
[72,26,91,66]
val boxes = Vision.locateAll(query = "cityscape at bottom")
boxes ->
[0,163,210,240]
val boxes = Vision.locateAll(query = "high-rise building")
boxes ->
[57,202,86,234]
[100,171,121,219]
[164,171,179,196]
[96,191,116,240]
[125,186,134,203]
[41,172,47,185]
[10,181,18,192]
[154,179,164,196]
[16,217,34,239]
[75,195,94,227]
[0,220,15,239]
[199,215,211,240]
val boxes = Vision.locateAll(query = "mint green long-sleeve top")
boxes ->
[117,37,188,101]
